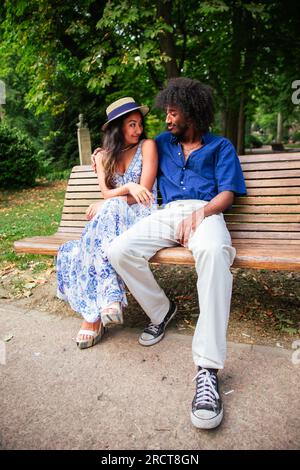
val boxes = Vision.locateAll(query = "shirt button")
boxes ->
[180,181,183,184]
[183,167,185,170]
[178,152,181,155]
[183,187,186,190]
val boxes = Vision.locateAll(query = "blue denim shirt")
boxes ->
[155,131,247,205]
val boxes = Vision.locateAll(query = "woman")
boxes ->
[56,97,158,349]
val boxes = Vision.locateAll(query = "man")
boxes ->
[99,77,246,429]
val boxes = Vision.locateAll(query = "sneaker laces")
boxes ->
[145,322,161,335]
[192,369,219,408]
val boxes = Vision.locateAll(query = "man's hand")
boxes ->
[175,207,205,247]
[91,147,103,173]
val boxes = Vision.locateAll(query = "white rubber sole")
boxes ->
[138,332,165,346]
[138,304,177,347]
[191,406,224,430]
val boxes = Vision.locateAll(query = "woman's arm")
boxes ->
[139,139,158,191]
[95,140,158,203]
[95,151,130,199]
[86,141,158,219]
[124,139,158,206]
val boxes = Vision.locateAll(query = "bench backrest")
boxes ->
[58,153,300,242]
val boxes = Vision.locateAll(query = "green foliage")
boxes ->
[245,134,263,149]
[0,0,300,160]
[0,123,39,188]
[291,131,300,142]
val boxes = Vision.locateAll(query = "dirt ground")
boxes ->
[1,263,299,349]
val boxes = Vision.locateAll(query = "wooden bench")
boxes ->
[14,153,300,271]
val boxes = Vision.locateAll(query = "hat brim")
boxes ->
[102,105,149,131]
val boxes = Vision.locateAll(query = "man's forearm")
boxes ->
[203,191,234,218]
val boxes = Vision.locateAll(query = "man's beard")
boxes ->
[168,122,189,139]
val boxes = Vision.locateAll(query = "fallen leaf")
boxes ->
[3,334,13,342]
[24,282,37,290]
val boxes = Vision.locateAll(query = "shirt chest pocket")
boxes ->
[189,156,215,181]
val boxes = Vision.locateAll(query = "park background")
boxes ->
[0,0,299,347]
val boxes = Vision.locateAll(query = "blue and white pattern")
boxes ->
[56,141,157,322]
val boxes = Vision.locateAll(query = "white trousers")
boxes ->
[107,200,236,369]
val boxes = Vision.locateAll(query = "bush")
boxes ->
[245,134,263,149]
[292,130,300,142]
[0,123,39,188]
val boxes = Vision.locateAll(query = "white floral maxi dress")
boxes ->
[56,141,157,323]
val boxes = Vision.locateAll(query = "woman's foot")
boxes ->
[101,302,123,327]
[76,319,105,349]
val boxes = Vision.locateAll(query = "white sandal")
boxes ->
[101,302,123,327]
[76,321,105,349]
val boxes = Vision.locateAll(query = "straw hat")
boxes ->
[102,97,149,130]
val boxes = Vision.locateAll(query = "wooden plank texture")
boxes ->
[13,154,300,270]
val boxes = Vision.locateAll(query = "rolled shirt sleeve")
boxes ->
[215,139,247,196]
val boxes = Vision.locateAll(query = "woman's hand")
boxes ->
[126,182,155,206]
[86,201,103,220]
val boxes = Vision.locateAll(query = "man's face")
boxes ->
[165,106,189,138]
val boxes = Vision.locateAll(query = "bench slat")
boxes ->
[66,185,100,192]
[59,220,87,228]
[235,196,300,205]
[242,161,300,171]
[225,214,300,223]
[239,153,300,163]
[245,178,300,187]
[61,213,88,221]
[230,205,300,214]
[68,178,101,185]
[230,231,300,239]
[63,206,95,214]
[65,193,102,200]
[70,171,96,178]
[246,187,300,196]
[243,169,300,179]
[14,234,300,270]
[57,227,84,233]
[227,223,300,232]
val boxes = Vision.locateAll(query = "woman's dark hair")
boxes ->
[102,110,146,188]
[155,77,214,134]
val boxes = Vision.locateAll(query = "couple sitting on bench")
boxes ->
[56,77,246,430]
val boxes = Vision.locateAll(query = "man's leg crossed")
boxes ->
[107,209,177,325]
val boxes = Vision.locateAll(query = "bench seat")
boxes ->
[14,152,300,271]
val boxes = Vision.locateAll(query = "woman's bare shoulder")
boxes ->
[141,138,157,151]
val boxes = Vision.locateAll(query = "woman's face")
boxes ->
[122,111,143,146]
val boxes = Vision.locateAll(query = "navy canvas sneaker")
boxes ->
[138,300,177,346]
[191,367,223,429]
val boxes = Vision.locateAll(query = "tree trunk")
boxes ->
[223,6,252,151]
[157,2,180,78]
[224,106,239,148]
[237,92,246,155]
[276,111,283,143]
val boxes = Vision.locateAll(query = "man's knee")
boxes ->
[191,241,235,265]
[107,235,133,267]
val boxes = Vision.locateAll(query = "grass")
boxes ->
[0,180,66,270]
[285,143,300,149]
